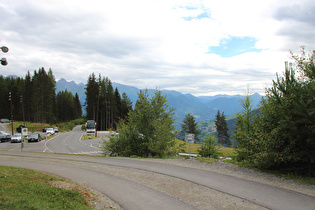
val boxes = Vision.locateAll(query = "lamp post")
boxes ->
[9,92,14,136]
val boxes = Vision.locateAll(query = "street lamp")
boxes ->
[1,42,9,66]
[1,58,7,66]
[1,46,9,53]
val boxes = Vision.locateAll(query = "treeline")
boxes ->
[0,67,82,123]
[85,73,133,131]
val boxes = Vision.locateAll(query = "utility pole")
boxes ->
[21,95,25,126]
[96,91,100,137]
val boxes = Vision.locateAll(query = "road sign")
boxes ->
[22,128,28,136]
[185,133,194,144]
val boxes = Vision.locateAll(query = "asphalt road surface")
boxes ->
[1,124,315,209]
[1,151,315,210]
[0,124,103,155]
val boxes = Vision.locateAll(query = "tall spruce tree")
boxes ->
[31,67,56,123]
[23,72,32,122]
[74,93,82,119]
[215,110,231,146]
[121,92,133,119]
[181,113,200,141]
[85,73,99,121]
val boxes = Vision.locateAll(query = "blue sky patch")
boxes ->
[183,12,211,21]
[208,36,262,57]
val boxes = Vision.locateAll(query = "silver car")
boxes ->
[11,133,23,143]
[46,128,55,135]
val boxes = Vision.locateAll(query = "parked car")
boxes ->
[0,133,6,142]
[11,133,23,143]
[16,125,26,133]
[28,133,42,142]
[53,127,59,133]
[0,118,10,123]
[46,128,55,135]
[0,131,11,142]
[43,128,47,132]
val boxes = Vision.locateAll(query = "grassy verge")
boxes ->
[172,139,314,185]
[0,166,92,209]
[81,135,99,140]
[173,139,235,157]
[7,119,85,133]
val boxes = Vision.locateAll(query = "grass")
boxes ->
[7,121,49,133]
[7,119,86,133]
[173,139,235,157]
[172,139,315,185]
[81,135,99,140]
[0,166,91,209]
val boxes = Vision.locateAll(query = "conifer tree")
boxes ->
[104,89,175,157]
[121,92,133,119]
[74,93,82,119]
[180,113,200,141]
[255,48,315,175]
[215,110,231,146]
[85,73,99,121]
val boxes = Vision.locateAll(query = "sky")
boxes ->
[1,0,315,96]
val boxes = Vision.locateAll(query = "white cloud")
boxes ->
[1,0,314,96]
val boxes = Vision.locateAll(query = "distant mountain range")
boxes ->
[56,78,263,130]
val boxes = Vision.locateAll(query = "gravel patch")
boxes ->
[142,158,315,197]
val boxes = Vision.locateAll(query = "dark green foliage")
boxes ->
[121,92,133,119]
[0,68,62,124]
[85,73,99,120]
[234,48,315,176]
[198,133,222,158]
[85,74,132,131]
[0,69,82,124]
[254,49,315,175]
[74,93,82,118]
[56,90,82,122]
[233,90,263,162]
[215,110,231,146]
[180,113,200,140]
[103,89,175,157]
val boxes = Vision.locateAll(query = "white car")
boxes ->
[11,133,23,143]
[46,128,55,135]
[0,131,11,142]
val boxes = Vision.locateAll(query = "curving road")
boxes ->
[1,125,315,209]
[0,125,102,155]
[1,151,315,210]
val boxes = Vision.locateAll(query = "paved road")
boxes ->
[1,151,314,210]
[1,124,315,209]
[1,152,195,210]
[0,125,103,155]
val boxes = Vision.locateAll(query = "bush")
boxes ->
[198,133,222,158]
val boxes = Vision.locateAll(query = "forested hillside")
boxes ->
[0,68,64,123]
[56,79,263,130]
